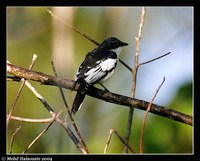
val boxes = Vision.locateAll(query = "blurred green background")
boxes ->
[7,7,193,154]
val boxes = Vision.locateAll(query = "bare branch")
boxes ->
[22,112,58,154]
[7,61,88,154]
[24,78,55,113]
[7,54,37,127]
[51,60,89,153]
[23,77,88,154]
[54,117,88,154]
[45,7,99,46]
[8,115,52,123]
[7,63,193,126]
[140,77,165,154]
[119,59,133,72]
[45,7,132,73]
[139,52,171,66]
[124,7,146,153]
[104,129,113,153]
[9,126,21,154]
[104,129,136,154]
[7,76,21,81]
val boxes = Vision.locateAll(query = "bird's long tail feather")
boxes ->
[71,79,91,115]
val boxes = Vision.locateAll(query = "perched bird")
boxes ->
[71,37,128,114]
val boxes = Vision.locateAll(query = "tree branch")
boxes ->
[104,129,136,154]
[22,113,57,154]
[139,52,171,67]
[7,115,52,123]
[140,77,165,154]
[124,7,146,153]
[7,63,193,126]
[7,54,37,127]
[9,126,21,154]
[23,77,88,154]
[51,60,89,153]
[45,7,132,73]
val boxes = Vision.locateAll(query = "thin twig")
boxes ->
[104,129,136,154]
[54,117,88,154]
[50,60,71,112]
[7,76,21,81]
[51,60,89,153]
[7,63,193,126]
[24,79,55,113]
[7,60,88,153]
[104,129,113,153]
[140,77,165,154]
[7,54,37,127]
[9,126,21,154]
[124,7,146,153]
[139,52,171,67]
[119,59,132,72]
[8,115,52,123]
[45,7,99,46]
[45,7,132,73]
[22,110,61,154]
[23,78,87,154]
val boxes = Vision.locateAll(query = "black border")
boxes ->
[2,0,196,6]
[193,5,199,158]
[1,2,7,157]
[2,1,198,161]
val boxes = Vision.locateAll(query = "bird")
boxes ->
[71,37,128,115]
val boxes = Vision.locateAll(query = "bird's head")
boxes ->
[100,37,128,55]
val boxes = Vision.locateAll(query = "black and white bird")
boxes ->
[71,37,128,114]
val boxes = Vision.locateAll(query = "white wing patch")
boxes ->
[75,68,80,81]
[83,58,117,84]
[84,66,105,84]
[101,58,117,71]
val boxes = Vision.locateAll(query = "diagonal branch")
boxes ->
[104,129,136,154]
[7,61,88,154]
[22,112,59,154]
[7,63,193,126]
[45,8,99,46]
[51,60,89,153]
[23,78,88,154]
[45,7,132,73]
[140,77,165,154]
[139,52,171,67]
[7,54,37,127]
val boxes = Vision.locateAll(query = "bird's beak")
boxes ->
[122,42,129,46]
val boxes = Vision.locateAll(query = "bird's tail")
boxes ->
[71,78,91,115]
